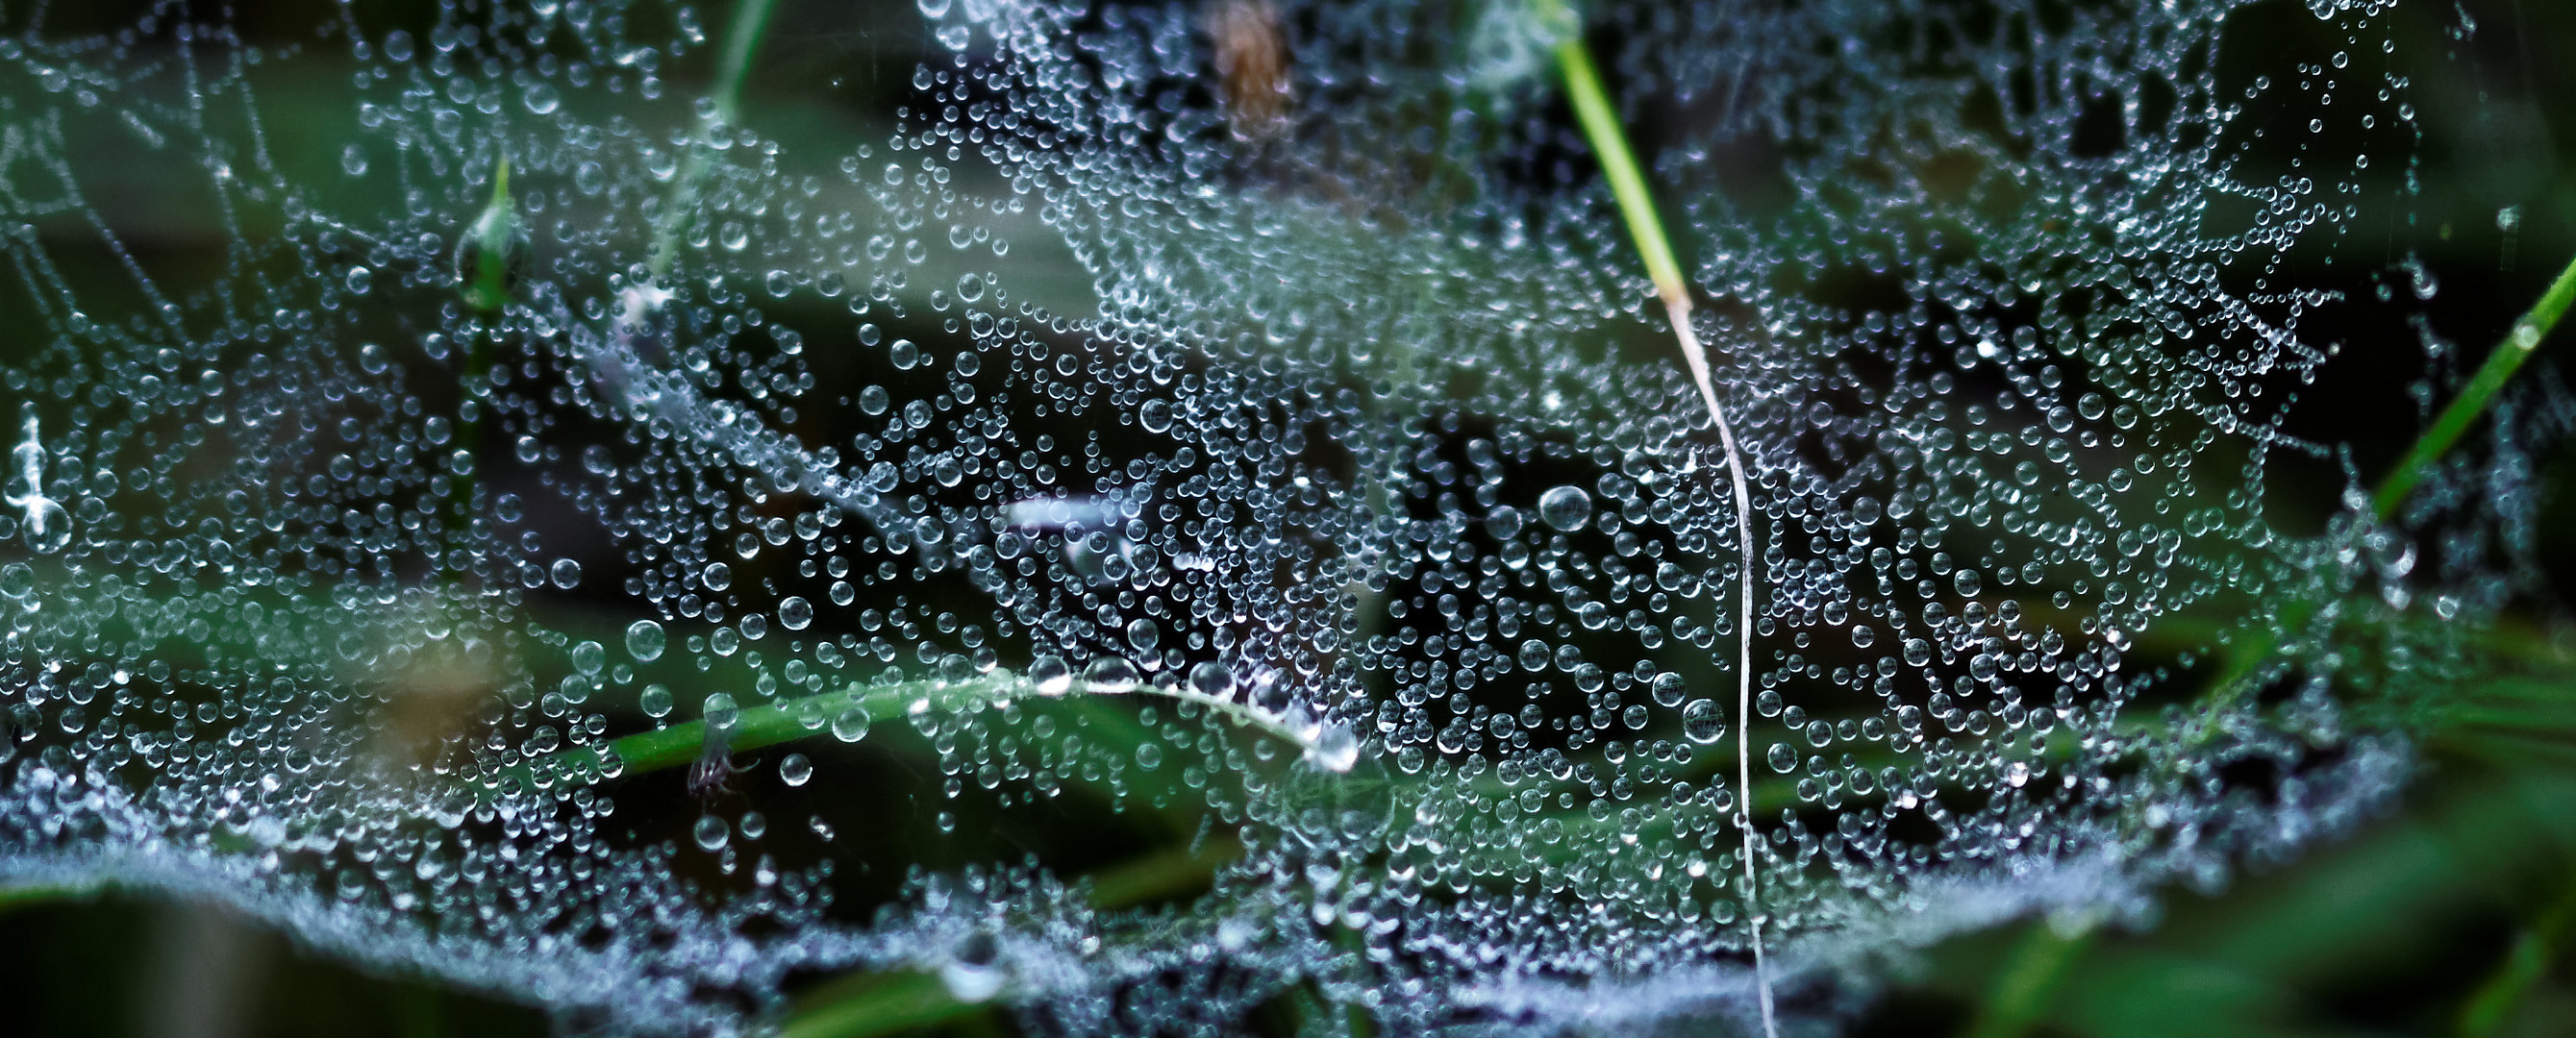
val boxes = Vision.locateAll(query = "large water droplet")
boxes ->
[570,641,605,676]
[1538,485,1591,532]
[691,815,730,852]
[627,620,666,662]
[1083,656,1139,693]
[1029,655,1073,696]
[1683,700,1726,744]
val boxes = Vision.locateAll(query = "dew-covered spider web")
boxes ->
[0,0,2555,1033]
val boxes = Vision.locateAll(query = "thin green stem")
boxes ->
[2374,248,2576,520]
[1966,921,2091,1038]
[461,159,515,312]
[447,159,511,554]
[1549,37,1686,309]
[775,817,1250,1037]
[781,972,982,1038]
[2188,247,2576,738]
[647,0,785,280]
[710,0,782,123]
[1545,10,1775,1037]
[2457,866,2576,1038]
[479,675,1010,799]
[0,879,104,914]
[484,670,1338,799]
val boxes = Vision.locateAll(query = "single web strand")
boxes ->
[1666,296,1775,1037]
[1550,18,1777,1030]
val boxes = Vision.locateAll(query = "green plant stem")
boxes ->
[1546,12,1776,1038]
[781,972,980,1038]
[710,0,782,122]
[482,675,1013,798]
[462,159,515,311]
[488,670,1331,798]
[779,833,1250,1037]
[2457,867,2576,1038]
[0,879,104,914]
[450,160,512,551]
[647,0,784,280]
[2375,248,2576,520]
[1966,921,2091,1038]
[2188,247,2576,738]
[1549,37,1686,309]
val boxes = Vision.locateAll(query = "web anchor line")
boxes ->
[1661,292,1775,1037]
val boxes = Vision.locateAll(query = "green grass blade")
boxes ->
[780,972,983,1038]
[480,675,1023,798]
[2374,248,2576,520]
[2457,868,2576,1037]
[1549,37,1684,305]
[648,0,785,278]
[1542,10,1776,1037]
[1967,922,2091,1038]
[710,0,783,124]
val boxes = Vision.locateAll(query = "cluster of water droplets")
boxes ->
[0,0,2541,1034]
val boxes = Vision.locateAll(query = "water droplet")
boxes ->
[938,932,1002,1002]
[1030,655,1073,696]
[703,693,739,731]
[1083,656,1139,693]
[779,754,813,786]
[1683,700,1726,744]
[831,705,872,742]
[521,81,560,114]
[1651,672,1686,707]
[1306,721,1360,772]
[1188,661,1231,698]
[692,815,730,852]
[1538,485,1591,532]
[627,620,666,662]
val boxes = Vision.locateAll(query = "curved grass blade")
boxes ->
[2375,249,2576,520]
[1540,5,1775,1033]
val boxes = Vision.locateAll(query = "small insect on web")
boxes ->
[686,693,754,805]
